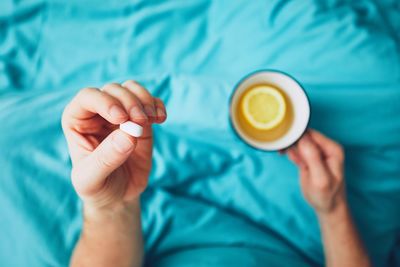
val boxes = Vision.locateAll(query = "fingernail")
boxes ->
[130,106,148,120]
[112,131,135,153]
[144,105,156,117]
[109,105,127,119]
[156,107,165,118]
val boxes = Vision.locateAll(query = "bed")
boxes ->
[1,0,399,266]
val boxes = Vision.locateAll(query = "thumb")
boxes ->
[72,129,137,196]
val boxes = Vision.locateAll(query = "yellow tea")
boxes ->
[235,84,293,142]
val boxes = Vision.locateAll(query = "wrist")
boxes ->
[83,198,141,224]
[75,199,144,267]
[317,197,349,224]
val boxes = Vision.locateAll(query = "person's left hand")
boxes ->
[283,129,346,215]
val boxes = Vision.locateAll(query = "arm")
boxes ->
[318,200,370,267]
[62,81,167,267]
[71,201,143,267]
[285,130,371,267]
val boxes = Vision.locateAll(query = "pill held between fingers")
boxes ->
[119,121,143,137]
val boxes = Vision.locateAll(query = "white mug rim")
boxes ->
[229,69,311,152]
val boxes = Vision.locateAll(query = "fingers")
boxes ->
[297,132,331,186]
[71,129,137,196]
[102,83,148,125]
[122,80,158,122]
[308,130,344,179]
[64,81,167,130]
[308,130,344,161]
[63,87,128,128]
[119,80,167,124]
[122,80,166,123]
[154,98,167,123]
[287,147,305,168]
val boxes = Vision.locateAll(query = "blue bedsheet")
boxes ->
[1,1,399,266]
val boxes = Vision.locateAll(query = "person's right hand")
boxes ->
[62,80,167,213]
[284,129,346,215]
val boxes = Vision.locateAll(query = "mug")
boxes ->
[229,70,310,151]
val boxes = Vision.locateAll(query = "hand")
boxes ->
[62,81,167,212]
[284,129,345,215]
[285,130,371,267]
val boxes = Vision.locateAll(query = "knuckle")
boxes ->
[79,87,97,96]
[130,101,144,110]
[331,142,344,162]
[101,83,120,92]
[154,97,163,105]
[305,147,320,161]
[123,80,140,88]
[315,180,330,193]
[76,87,99,104]
[124,80,150,95]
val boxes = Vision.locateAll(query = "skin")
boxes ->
[283,130,371,267]
[62,81,370,267]
[62,80,166,267]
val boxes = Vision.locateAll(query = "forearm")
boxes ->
[70,200,143,267]
[318,201,371,267]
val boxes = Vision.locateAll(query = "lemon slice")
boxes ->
[241,85,286,130]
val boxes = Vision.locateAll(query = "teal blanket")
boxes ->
[1,1,399,266]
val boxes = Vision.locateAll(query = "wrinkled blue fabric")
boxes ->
[0,1,399,266]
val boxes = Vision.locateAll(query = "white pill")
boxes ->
[119,121,143,137]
